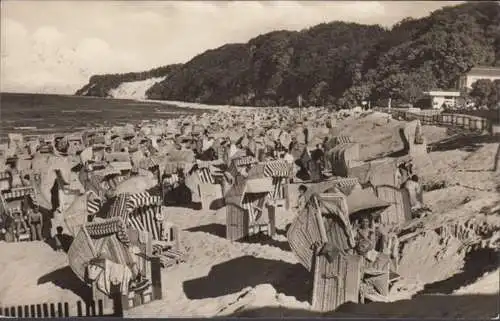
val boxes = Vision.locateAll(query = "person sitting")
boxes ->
[53,226,74,252]
[356,239,391,302]
[12,209,29,242]
[355,216,378,250]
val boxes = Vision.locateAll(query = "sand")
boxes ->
[0,108,498,318]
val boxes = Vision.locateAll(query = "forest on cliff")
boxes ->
[76,1,500,108]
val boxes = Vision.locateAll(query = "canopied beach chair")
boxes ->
[68,217,162,312]
[184,160,224,210]
[224,166,276,241]
[287,182,397,312]
[287,191,361,312]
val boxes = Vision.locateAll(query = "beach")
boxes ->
[0,102,498,319]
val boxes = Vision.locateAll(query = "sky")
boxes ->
[1,1,464,94]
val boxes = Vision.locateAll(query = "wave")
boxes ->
[13,126,37,130]
[61,109,103,113]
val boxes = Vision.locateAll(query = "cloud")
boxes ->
[0,1,464,94]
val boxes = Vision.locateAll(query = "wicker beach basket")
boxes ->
[68,227,96,282]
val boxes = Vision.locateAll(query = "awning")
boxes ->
[125,192,161,212]
[346,188,390,216]
[109,161,132,172]
[85,216,130,246]
[264,160,292,177]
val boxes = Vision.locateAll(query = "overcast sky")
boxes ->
[1,1,464,94]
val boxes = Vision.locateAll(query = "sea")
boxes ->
[0,92,203,143]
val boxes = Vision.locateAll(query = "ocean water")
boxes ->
[0,92,202,142]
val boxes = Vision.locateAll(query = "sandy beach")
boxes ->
[0,104,498,319]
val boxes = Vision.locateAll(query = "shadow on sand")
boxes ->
[223,294,498,319]
[186,223,226,238]
[183,255,311,302]
[186,224,291,252]
[38,266,92,302]
[209,198,225,211]
[428,132,499,153]
[417,248,499,295]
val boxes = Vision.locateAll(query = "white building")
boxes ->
[458,67,500,91]
[422,91,461,109]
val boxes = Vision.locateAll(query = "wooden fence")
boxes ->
[374,108,493,133]
[0,297,123,318]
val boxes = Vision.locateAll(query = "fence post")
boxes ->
[151,256,163,301]
[111,291,124,317]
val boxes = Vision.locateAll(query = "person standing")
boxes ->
[28,206,43,241]
[405,175,424,216]
[295,185,308,211]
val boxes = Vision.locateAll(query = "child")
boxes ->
[295,185,308,211]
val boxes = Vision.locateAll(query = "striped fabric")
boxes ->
[335,136,353,145]
[198,167,214,184]
[195,160,212,169]
[125,192,161,212]
[113,175,127,186]
[128,206,161,241]
[328,177,360,195]
[271,177,285,200]
[0,172,10,180]
[87,198,102,215]
[106,192,163,241]
[85,216,131,246]
[163,174,179,186]
[107,194,130,220]
[264,160,291,177]
[332,177,359,188]
[2,187,35,200]
[234,156,257,167]
[164,162,186,175]
[227,162,240,180]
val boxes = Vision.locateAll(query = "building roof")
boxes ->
[467,67,500,77]
[423,91,460,97]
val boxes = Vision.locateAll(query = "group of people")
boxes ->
[1,160,44,242]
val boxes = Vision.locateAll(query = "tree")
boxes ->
[470,79,495,107]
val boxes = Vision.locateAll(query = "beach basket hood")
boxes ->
[346,187,390,218]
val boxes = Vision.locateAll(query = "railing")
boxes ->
[0,298,123,318]
[374,108,493,133]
